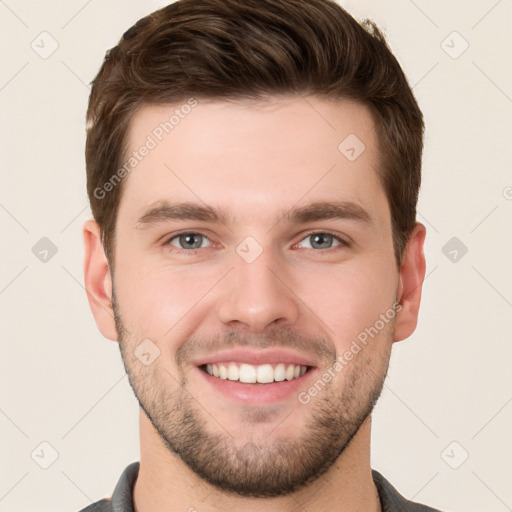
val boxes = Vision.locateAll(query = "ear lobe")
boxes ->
[393,222,427,343]
[83,219,118,341]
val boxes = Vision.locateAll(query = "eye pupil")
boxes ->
[311,233,332,249]
[180,234,202,249]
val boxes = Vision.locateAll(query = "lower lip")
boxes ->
[194,366,317,405]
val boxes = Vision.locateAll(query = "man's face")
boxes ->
[110,95,401,497]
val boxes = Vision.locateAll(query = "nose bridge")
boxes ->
[217,241,299,332]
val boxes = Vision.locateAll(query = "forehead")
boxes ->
[117,95,388,229]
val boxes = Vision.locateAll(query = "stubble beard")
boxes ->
[112,289,392,498]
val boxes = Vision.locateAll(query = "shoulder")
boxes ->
[77,498,112,512]
[372,470,445,512]
[75,462,139,512]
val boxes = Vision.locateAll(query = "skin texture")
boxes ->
[83,95,426,512]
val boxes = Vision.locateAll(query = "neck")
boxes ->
[133,410,381,512]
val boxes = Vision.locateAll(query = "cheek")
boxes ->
[297,258,397,346]
[114,254,222,335]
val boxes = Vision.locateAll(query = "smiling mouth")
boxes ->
[199,362,313,384]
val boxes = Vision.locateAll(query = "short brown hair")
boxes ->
[86,0,424,267]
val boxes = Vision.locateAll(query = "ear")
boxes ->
[83,219,118,341]
[393,222,427,343]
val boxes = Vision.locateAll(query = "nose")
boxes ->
[217,248,300,333]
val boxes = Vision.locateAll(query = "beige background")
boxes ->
[1,1,511,511]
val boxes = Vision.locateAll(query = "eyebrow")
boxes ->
[284,200,372,225]
[135,199,373,230]
[136,201,223,228]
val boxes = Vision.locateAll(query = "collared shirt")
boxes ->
[77,462,443,512]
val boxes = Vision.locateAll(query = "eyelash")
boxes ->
[296,230,350,250]
[163,230,350,255]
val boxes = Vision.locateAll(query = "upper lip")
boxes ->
[192,348,318,368]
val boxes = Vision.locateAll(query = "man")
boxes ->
[81,0,441,510]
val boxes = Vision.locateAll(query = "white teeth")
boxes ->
[256,364,274,384]
[274,363,286,381]
[227,363,239,381]
[239,364,257,383]
[204,362,308,383]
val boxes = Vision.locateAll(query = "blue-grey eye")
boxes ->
[169,233,211,249]
[299,233,342,250]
